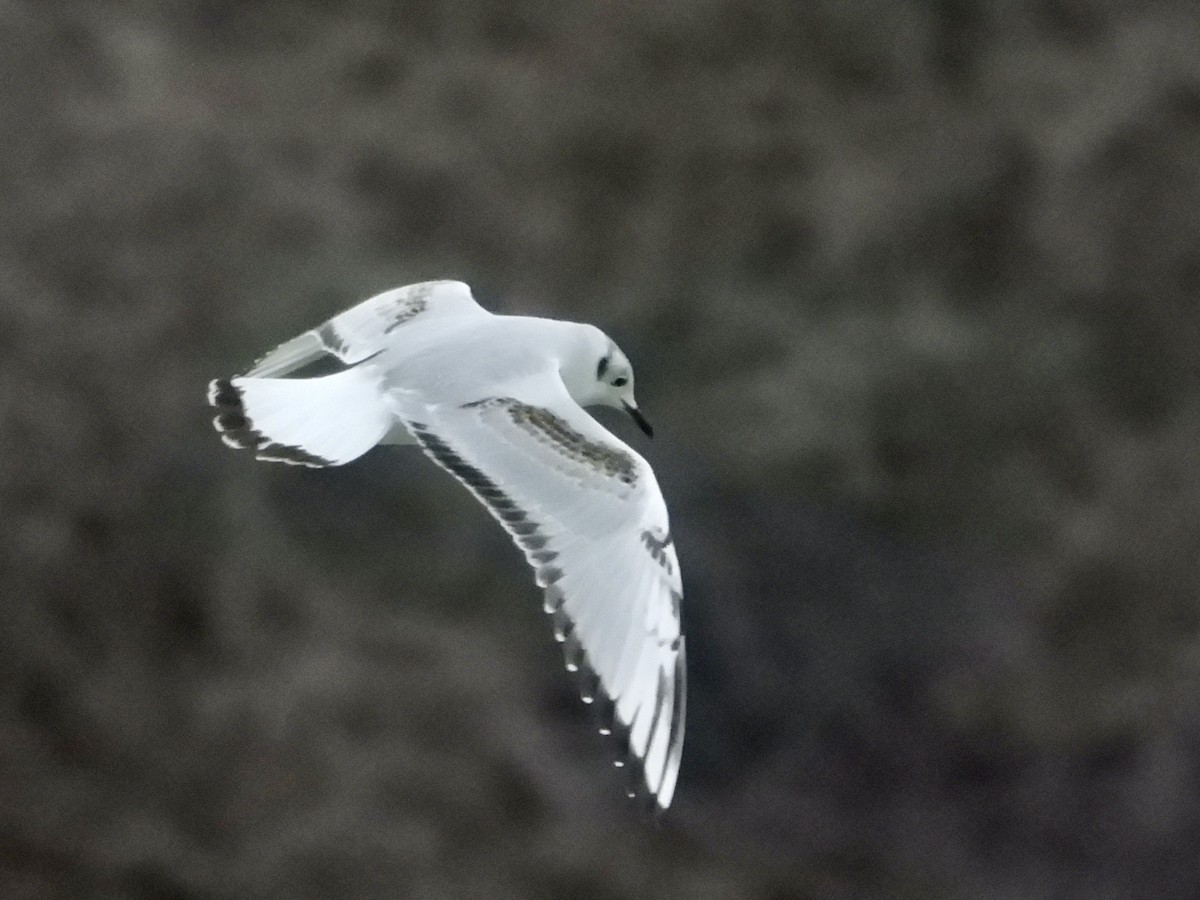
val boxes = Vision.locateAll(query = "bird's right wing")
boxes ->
[246,281,489,377]
[385,374,686,810]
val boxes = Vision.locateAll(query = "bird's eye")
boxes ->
[612,376,628,387]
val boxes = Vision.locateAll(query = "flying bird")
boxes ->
[207,281,685,810]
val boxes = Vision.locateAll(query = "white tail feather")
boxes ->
[209,368,394,467]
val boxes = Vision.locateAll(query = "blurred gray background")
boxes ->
[3,2,1200,898]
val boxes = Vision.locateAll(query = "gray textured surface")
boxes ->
[3,2,1200,897]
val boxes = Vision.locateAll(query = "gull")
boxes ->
[207,281,685,810]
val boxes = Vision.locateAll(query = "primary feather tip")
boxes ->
[206,376,338,466]
[208,378,260,450]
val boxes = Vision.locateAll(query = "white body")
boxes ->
[207,281,686,810]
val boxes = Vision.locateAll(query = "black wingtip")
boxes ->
[207,376,333,466]
[561,637,666,814]
[208,378,262,450]
[207,377,241,409]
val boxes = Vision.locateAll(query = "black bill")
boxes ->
[622,401,654,438]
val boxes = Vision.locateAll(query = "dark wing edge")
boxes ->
[402,414,686,810]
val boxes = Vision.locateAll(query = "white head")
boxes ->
[561,324,653,437]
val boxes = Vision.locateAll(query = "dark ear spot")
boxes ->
[596,356,609,380]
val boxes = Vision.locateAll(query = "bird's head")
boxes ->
[563,325,653,438]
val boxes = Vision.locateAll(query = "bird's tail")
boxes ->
[207,367,393,467]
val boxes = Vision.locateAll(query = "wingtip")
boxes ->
[210,378,259,448]
[209,378,260,450]
[207,376,243,408]
[579,661,679,814]
[206,372,369,467]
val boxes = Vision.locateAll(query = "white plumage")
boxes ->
[208,281,686,810]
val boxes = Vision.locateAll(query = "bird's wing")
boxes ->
[246,280,489,377]
[385,373,686,810]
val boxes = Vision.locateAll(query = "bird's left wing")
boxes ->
[246,281,489,377]
[385,374,686,810]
